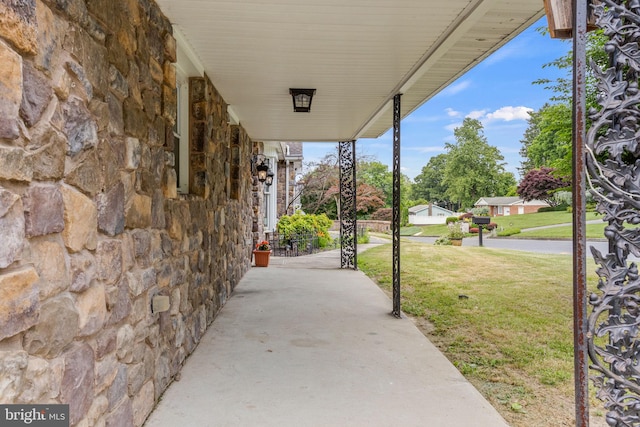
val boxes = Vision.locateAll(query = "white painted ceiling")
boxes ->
[154,0,544,142]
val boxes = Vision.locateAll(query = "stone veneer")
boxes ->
[0,0,254,425]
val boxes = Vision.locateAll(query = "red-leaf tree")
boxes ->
[516,167,569,206]
[324,182,385,217]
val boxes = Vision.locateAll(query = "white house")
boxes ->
[408,203,456,225]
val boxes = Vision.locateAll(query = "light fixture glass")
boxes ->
[256,161,269,183]
[265,170,274,187]
[289,88,316,112]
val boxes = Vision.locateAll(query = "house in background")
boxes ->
[252,142,303,238]
[474,197,550,216]
[408,203,456,225]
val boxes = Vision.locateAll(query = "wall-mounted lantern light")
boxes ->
[543,0,598,39]
[252,154,274,185]
[256,160,269,183]
[289,88,316,112]
[265,169,274,187]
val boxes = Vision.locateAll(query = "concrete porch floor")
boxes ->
[144,245,509,427]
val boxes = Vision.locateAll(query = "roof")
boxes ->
[475,197,550,206]
[154,0,544,143]
[408,204,455,215]
[475,197,522,206]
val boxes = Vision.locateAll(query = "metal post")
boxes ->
[392,94,402,318]
[478,226,483,247]
[572,0,589,424]
[339,140,357,270]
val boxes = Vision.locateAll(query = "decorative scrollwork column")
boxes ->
[587,1,640,424]
[392,94,402,318]
[339,140,357,269]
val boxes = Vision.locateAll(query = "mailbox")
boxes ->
[472,216,490,225]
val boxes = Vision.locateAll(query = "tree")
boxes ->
[533,29,607,108]
[442,118,516,210]
[324,182,385,217]
[358,160,412,208]
[412,154,448,205]
[519,103,572,177]
[521,29,609,178]
[300,150,405,218]
[516,167,569,206]
[300,152,339,217]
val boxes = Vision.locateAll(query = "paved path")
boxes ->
[145,247,509,427]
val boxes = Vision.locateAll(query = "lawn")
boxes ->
[358,242,604,427]
[520,222,607,239]
[416,211,603,238]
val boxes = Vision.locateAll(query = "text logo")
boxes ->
[0,405,69,426]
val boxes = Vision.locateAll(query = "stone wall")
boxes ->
[251,142,265,248]
[0,0,253,425]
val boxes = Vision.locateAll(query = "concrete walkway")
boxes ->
[145,246,508,427]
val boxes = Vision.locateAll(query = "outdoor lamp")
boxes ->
[256,160,269,183]
[289,88,316,112]
[265,170,274,187]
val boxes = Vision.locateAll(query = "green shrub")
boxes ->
[497,228,521,237]
[471,207,489,216]
[434,235,451,245]
[445,216,458,224]
[357,230,370,244]
[538,204,569,213]
[276,212,333,248]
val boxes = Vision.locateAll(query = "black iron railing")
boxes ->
[265,232,319,257]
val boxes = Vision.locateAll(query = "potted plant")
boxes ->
[447,222,465,246]
[253,240,272,267]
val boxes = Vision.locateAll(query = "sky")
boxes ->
[302,16,572,182]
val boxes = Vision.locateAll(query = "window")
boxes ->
[174,72,189,193]
[173,27,204,194]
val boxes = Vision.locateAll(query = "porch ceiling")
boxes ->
[154,0,544,142]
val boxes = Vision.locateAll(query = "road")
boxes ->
[404,235,610,255]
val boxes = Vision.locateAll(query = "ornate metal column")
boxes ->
[586,1,640,425]
[339,140,357,269]
[392,94,402,318]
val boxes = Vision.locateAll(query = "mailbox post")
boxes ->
[472,216,491,247]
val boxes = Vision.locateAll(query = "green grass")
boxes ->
[491,210,599,229]
[520,222,606,239]
[417,223,450,236]
[417,211,603,238]
[358,242,601,427]
[399,226,422,236]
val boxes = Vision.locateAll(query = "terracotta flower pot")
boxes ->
[450,238,462,246]
[253,250,271,267]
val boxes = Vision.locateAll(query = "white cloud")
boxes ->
[485,106,533,122]
[445,108,460,117]
[441,80,471,96]
[466,110,487,120]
